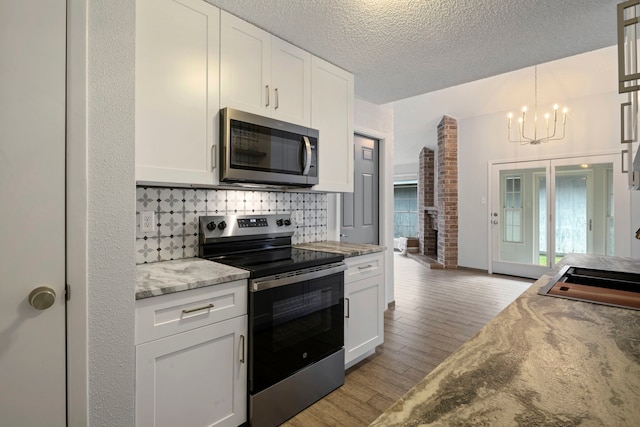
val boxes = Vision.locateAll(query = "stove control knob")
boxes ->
[206,221,216,231]
[276,219,284,226]
[284,218,292,226]
[217,221,227,230]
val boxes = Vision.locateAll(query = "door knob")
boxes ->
[28,286,56,310]
[492,220,499,225]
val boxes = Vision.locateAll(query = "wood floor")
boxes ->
[282,253,533,427]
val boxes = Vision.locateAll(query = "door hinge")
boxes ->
[65,284,71,301]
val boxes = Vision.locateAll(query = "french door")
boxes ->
[490,155,620,279]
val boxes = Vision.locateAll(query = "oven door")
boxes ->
[249,270,344,394]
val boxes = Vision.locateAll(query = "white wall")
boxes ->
[393,46,638,269]
[71,1,136,426]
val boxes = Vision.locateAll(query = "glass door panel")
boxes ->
[491,161,549,279]
[553,161,613,259]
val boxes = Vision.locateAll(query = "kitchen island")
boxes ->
[370,254,640,426]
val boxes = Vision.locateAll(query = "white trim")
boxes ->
[66,0,88,424]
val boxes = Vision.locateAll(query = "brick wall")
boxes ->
[436,116,458,267]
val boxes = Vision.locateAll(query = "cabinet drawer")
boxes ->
[344,253,384,283]
[136,279,247,345]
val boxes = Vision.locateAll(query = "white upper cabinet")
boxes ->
[135,0,220,186]
[311,56,355,192]
[220,11,311,126]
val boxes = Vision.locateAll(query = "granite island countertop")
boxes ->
[295,241,385,258]
[135,258,249,300]
[370,254,640,426]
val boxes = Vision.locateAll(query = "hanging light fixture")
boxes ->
[507,65,568,145]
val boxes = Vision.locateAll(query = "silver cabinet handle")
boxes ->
[345,298,350,318]
[182,303,214,314]
[265,85,270,107]
[274,87,279,109]
[358,264,373,270]
[240,334,245,364]
[302,136,311,176]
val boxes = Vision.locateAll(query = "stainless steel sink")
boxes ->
[538,265,640,310]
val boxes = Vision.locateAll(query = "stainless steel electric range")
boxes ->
[199,213,346,427]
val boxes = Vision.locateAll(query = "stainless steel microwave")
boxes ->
[220,108,319,187]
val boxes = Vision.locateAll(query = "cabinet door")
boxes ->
[344,275,384,367]
[136,0,220,185]
[271,37,311,126]
[220,11,271,116]
[136,315,248,427]
[311,56,354,192]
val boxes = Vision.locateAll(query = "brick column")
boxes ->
[436,116,458,267]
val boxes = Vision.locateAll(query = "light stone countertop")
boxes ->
[370,253,640,426]
[295,241,386,258]
[135,258,250,300]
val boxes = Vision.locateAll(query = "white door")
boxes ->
[490,154,621,279]
[0,1,67,425]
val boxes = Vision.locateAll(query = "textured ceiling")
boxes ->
[206,0,620,104]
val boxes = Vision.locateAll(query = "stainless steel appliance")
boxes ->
[199,214,346,427]
[220,107,319,187]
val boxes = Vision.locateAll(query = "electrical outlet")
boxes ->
[140,211,156,232]
[295,210,304,224]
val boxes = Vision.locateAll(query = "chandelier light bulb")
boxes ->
[553,104,559,110]
[544,113,550,119]
[522,106,528,112]
[562,107,568,114]
[508,112,513,119]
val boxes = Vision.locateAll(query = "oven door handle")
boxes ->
[250,262,347,292]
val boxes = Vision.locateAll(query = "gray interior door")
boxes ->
[341,134,379,244]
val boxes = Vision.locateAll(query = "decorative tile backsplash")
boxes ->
[135,187,328,264]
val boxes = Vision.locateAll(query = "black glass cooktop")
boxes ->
[205,247,344,278]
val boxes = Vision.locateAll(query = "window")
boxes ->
[394,183,418,238]
[503,175,522,243]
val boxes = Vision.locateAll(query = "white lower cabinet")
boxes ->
[344,252,385,368]
[135,281,247,427]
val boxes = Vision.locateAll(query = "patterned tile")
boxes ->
[183,234,199,258]
[184,189,206,213]
[226,190,245,213]
[291,192,304,211]
[207,189,226,213]
[159,188,184,213]
[183,211,198,236]
[158,236,183,261]
[158,211,185,237]
[136,187,160,213]
[136,237,160,264]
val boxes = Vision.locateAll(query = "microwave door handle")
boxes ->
[302,136,311,176]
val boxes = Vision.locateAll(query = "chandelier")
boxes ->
[507,65,568,145]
